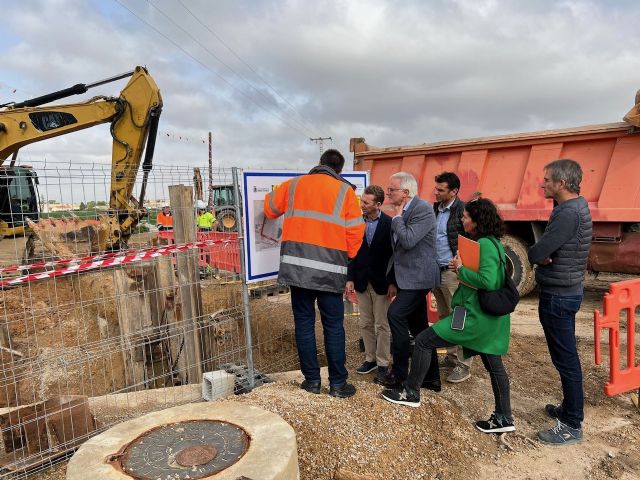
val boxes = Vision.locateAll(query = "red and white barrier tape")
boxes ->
[0,239,232,288]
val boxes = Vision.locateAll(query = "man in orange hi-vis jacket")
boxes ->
[264,149,365,398]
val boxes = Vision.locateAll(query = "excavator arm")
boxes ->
[623,89,640,129]
[0,66,162,257]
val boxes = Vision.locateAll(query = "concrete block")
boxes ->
[202,370,235,401]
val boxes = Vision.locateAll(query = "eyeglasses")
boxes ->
[386,187,407,193]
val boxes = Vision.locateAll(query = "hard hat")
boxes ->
[195,200,206,209]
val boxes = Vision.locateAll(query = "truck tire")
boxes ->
[217,208,237,232]
[501,234,536,296]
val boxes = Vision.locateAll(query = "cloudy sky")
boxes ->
[2,0,640,182]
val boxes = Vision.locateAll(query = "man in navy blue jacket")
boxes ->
[528,159,592,446]
[346,185,394,382]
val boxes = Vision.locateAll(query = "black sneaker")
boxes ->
[421,379,442,392]
[329,382,357,398]
[381,387,420,408]
[300,379,321,394]
[374,370,403,388]
[475,413,515,433]
[545,403,562,419]
[356,361,377,374]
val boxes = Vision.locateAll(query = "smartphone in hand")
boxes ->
[451,305,467,331]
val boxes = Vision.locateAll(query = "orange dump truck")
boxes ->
[350,94,640,295]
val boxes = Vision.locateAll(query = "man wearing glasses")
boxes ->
[376,172,441,390]
[346,185,394,383]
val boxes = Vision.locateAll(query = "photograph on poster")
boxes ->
[253,199,282,248]
[242,170,368,283]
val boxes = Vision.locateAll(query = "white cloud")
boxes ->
[1,0,639,202]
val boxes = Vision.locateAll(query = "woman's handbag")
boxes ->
[477,237,519,316]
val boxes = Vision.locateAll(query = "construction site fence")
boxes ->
[157,230,241,274]
[594,277,640,396]
[0,162,317,479]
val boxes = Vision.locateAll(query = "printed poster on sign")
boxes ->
[242,170,368,283]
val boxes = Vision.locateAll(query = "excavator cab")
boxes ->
[0,166,39,239]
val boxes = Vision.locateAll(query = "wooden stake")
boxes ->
[169,185,203,384]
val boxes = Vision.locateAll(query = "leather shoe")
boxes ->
[374,371,403,389]
[301,379,321,394]
[421,379,442,392]
[329,382,357,398]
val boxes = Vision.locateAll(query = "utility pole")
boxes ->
[309,136,332,154]
[208,131,214,208]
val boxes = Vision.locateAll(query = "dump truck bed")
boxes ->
[352,122,640,223]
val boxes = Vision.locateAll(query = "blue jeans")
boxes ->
[538,292,584,429]
[290,286,348,387]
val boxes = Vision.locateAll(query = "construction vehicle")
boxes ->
[193,168,238,232]
[0,66,162,258]
[351,89,640,296]
[211,184,238,232]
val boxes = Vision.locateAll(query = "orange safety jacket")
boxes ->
[156,211,173,228]
[264,166,365,293]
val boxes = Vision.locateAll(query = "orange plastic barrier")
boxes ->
[157,230,241,274]
[594,278,640,396]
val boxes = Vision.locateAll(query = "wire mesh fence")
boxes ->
[0,161,305,478]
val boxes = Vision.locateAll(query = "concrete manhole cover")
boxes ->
[114,420,249,480]
[66,402,298,480]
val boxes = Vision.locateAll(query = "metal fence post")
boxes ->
[232,167,255,389]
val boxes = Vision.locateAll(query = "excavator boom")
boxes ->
[0,66,162,257]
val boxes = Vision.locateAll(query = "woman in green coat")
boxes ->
[382,198,514,434]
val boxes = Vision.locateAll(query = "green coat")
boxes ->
[432,236,511,356]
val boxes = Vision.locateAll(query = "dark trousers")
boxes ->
[290,286,348,387]
[407,327,513,422]
[538,292,584,429]
[387,288,439,382]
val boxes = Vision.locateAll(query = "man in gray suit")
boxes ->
[376,172,442,390]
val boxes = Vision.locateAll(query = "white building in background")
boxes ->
[40,200,166,214]
[40,203,79,213]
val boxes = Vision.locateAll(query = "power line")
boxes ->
[175,0,320,135]
[146,0,316,137]
[113,0,314,140]
[309,136,332,154]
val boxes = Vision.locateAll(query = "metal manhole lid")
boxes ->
[115,420,250,480]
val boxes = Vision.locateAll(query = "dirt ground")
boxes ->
[229,273,640,480]
[0,229,636,480]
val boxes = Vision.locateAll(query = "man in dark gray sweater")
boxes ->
[528,159,592,446]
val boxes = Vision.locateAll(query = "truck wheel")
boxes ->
[218,209,237,232]
[502,235,536,296]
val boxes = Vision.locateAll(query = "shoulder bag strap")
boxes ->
[485,236,509,282]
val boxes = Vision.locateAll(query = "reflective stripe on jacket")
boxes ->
[264,167,365,293]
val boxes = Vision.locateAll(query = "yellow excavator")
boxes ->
[0,66,162,259]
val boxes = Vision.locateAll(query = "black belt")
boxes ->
[439,266,449,272]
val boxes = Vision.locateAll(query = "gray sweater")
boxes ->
[528,196,592,295]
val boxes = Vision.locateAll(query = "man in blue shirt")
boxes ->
[346,185,393,381]
[432,172,471,383]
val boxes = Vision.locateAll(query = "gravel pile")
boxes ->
[235,380,502,480]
